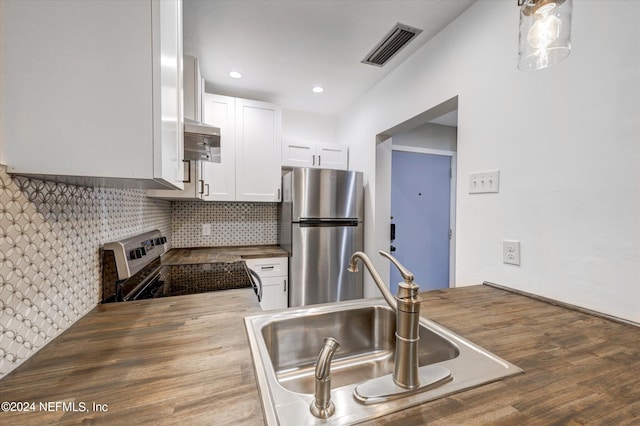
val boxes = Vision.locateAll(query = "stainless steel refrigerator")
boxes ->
[280,168,364,307]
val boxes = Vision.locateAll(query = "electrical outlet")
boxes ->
[202,223,211,236]
[469,170,500,194]
[503,240,521,265]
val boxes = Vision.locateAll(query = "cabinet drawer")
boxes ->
[245,257,288,278]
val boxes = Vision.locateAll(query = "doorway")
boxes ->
[373,96,458,298]
[390,148,455,293]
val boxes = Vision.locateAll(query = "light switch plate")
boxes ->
[469,170,500,194]
[503,240,521,265]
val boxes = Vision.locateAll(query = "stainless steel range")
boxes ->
[101,230,259,303]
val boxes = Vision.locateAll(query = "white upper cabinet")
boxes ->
[202,94,281,202]
[316,143,349,170]
[282,140,315,168]
[183,55,202,122]
[1,0,184,190]
[235,98,282,202]
[146,160,207,200]
[282,139,348,170]
[202,94,237,201]
[147,53,210,200]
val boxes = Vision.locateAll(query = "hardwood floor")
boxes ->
[0,285,638,425]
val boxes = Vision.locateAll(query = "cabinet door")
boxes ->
[316,143,348,170]
[183,54,202,122]
[245,257,288,311]
[235,98,282,202]
[259,277,288,311]
[146,160,202,200]
[282,140,315,168]
[202,94,237,201]
[2,0,183,189]
[153,0,184,189]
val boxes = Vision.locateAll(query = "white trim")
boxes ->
[391,146,457,288]
[449,153,457,288]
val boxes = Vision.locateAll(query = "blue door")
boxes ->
[390,151,451,293]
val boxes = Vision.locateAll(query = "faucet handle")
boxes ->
[378,251,414,283]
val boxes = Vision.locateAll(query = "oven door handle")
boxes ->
[248,268,263,303]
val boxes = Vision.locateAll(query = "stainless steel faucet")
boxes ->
[348,251,422,389]
[310,337,341,419]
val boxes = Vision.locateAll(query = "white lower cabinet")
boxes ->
[245,257,288,311]
[259,276,289,311]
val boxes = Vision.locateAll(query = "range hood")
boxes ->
[184,119,221,162]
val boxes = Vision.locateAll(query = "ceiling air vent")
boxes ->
[362,23,423,67]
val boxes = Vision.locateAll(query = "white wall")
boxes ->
[393,122,457,152]
[282,109,338,144]
[339,0,640,323]
[0,0,5,166]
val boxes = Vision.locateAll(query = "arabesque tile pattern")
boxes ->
[0,166,171,378]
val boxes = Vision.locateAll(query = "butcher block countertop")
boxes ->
[161,245,288,265]
[1,285,639,425]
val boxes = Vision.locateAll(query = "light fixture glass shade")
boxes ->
[518,0,572,70]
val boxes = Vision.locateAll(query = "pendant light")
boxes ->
[517,0,572,70]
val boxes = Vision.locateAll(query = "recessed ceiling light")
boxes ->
[312,86,324,93]
[229,71,242,79]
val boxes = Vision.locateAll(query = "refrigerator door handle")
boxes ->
[298,218,359,227]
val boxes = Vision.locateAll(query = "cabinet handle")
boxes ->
[278,188,281,201]
[283,279,287,292]
[205,183,210,197]
[199,179,205,195]
[183,160,191,183]
[261,266,274,270]
[318,155,321,166]
[312,154,316,166]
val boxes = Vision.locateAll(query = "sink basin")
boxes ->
[245,299,523,425]
[261,305,459,394]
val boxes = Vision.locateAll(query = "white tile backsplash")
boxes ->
[0,166,279,379]
[171,201,278,247]
[0,166,171,378]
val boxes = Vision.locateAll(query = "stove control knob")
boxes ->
[161,236,167,244]
[129,250,137,260]
[139,247,146,256]
[134,248,143,259]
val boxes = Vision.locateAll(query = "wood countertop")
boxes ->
[1,285,638,425]
[161,245,288,265]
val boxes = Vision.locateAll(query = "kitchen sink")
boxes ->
[260,305,459,394]
[245,299,523,425]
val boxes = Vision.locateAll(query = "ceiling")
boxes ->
[183,0,475,117]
